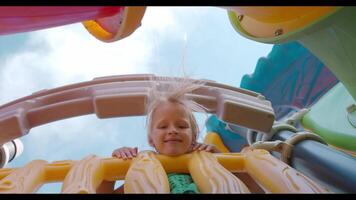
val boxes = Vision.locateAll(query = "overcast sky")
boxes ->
[0,6,272,193]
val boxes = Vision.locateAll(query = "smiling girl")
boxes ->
[98,77,220,193]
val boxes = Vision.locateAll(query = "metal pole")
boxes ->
[272,130,356,193]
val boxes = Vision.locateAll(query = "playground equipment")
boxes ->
[0,149,329,193]
[0,139,23,168]
[0,74,327,193]
[0,6,146,42]
[227,7,356,146]
[0,6,355,193]
[0,74,328,193]
[0,74,274,145]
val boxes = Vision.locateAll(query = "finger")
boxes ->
[133,147,138,156]
[129,148,137,157]
[112,151,117,157]
[112,150,121,158]
[213,147,221,153]
[206,145,213,152]
[127,149,135,159]
[198,144,207,151]
[120,151,128,160]
[112,149,118,157]
[192,143,201,150]
[123,149,133,159]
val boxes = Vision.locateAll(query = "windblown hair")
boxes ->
[146,76,207,142]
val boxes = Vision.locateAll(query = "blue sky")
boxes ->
[0,7,272,193]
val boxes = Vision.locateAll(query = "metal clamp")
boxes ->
[252,131,327,165]
[247,122,297,145]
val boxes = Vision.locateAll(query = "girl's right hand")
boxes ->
[112,147,138,160]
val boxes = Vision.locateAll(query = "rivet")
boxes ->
[347,104,356,114]
[347,104,356,128]
[275,29,283,36]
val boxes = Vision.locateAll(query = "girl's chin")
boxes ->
[160,149,188,156]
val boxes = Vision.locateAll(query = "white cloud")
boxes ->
[0,51,51,104]
[28,24,152,85]
[2,7,202,166]
[142,7,182,35]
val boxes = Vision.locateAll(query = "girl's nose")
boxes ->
[168,126,178,135]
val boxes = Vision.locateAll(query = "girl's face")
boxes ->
[149,101,195,156]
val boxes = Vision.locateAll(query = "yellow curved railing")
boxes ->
[0,132,330,193]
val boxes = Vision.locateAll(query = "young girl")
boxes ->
[97,77,220,193]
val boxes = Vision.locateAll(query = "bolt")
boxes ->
[275,29,283,36]
[347,104,356,113]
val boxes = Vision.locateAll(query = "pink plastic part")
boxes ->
[0,6,123,35]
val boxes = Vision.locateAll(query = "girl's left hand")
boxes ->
[192,143,221,153]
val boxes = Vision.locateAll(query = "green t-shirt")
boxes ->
[167,173,200,194]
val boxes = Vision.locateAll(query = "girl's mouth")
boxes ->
[164,139,182,143]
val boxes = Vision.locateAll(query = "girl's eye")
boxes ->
[178,124,189,129]
[158,125,167,129]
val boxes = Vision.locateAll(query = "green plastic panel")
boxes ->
[302,83,356,151]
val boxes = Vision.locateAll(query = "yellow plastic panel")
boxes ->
[44,160,75,182]
[124,151,170,193]
[242,148,330,193]
[189,151,250,193]
[101,157,131,181]
[82,6,146,42]
[228,6,338,38]
[204,132,230,153]
[0,168,14,180]
[61,155,104,193]
[215,153,245,173]
[155,154,190,174]
[0,160,47,193]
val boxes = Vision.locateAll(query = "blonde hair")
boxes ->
[146,76,207,142]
